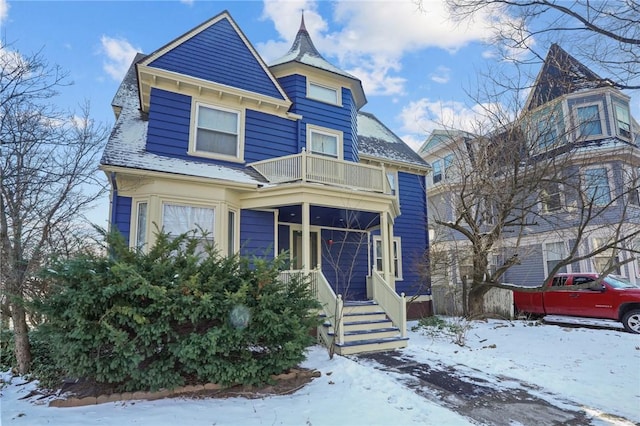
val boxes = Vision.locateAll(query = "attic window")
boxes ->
[308,81,340,105]
[190,102,243,161]
[574,103,604,138]
[614,102,631,139]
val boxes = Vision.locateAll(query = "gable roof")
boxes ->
[357,111,430,170]
[524,44,612,112]
[101,57,267,186]
[138,11,289,103]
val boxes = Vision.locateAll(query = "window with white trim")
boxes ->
[537,118,558,149]
[373,236,402,279]
[386,171,397,196]
[583,167,611,206]
[192,103,241,159]
[575,103,604,138]
[308,126,341,158]
[613,101,631,139]
[135,201,148,250]
[308,81,339,105]
[162,203,215,254]
[540,182,562,213]
[544,241,568,275]
[443,154,454,180]
[432,160,442,183]
[227,210,236,257]
[592,237,620,274]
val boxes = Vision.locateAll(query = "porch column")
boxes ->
[381,211,391,283]
[386,214,396,290]
[302,201,311,273]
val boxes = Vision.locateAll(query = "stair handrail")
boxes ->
[311,269,344,346]
[279,269,344,346]
[370,269,407,338]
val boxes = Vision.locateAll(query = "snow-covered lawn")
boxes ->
[2,317,639,425]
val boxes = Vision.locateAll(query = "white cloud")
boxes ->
[180,0,194,5]
[430,66,450,84]
[398,98,505,138]
[0,0,8,24]
[259,0,507,96]
[100,36,140,81]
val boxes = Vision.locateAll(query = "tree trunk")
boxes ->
[10,302,32,374]
[467,283,490,318]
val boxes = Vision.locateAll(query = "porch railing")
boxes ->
[370,270,407,338]
[249,150,387,193]
[278,269,344,346]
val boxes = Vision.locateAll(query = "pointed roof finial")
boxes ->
[300,9,307,32]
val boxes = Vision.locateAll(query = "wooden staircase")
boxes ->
[319,300,408,355]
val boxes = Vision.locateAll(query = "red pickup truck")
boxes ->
[513,273,640,334]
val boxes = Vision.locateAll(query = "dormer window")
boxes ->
[613,101,631,139]
[190,102,244,161]
[574,103,605,139]
[308,81,340,105]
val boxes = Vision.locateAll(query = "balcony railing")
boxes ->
[249,150,388,193]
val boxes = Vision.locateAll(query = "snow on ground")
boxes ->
[2,317,639,426]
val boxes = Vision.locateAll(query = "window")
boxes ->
[135,202,148,250]
[633,239,640,276]
[544,242,567,275]
[575,104,603,137]
[537,119,557,149]
[386,171,397,196]
[583,167,611,205]
[373,236,402,279]
[432,160,442,183]
[309,128,339,158]
[193,103,240,158]
[308,81,339,105]
[627,168,640,205]
[443,154,454,180]
[614,102,631,139]
[227,210,236,257]
[540,182,562,213]
[592,237,620,274]
[162,203,215,254]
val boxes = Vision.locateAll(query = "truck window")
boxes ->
[552,276,568,286]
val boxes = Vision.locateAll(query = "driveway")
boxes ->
[351,350,634,426]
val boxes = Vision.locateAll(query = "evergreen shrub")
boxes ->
[37,230,320,392]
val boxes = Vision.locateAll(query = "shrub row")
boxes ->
[36,231,320,392]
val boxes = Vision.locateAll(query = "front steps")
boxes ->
[319,300,408,356]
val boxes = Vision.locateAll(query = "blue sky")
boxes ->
[1,0,637,226]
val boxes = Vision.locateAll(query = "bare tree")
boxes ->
[0,47,108,373]
[425,89,640,316]
[437,0,640,90]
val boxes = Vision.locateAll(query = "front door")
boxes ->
[292,230,319,269]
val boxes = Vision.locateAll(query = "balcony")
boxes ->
[249,150,389,194]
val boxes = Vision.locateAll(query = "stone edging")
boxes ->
[49,368,321,408]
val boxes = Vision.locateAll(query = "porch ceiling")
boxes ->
[278,205,380,230]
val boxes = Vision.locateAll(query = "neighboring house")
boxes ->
[100,11,431,355]
[419,44,640,292]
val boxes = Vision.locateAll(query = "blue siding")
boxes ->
[395,172,429,296]
[146,88,299,165]
[149,17,284,100]
[321,229,369,300]
[146,88,191,157]
[277,74,358,162]
[113,195,132,244]
[240,209,275,258]
[244,110,298,162]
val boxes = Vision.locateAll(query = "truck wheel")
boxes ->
[622,309,640,334]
